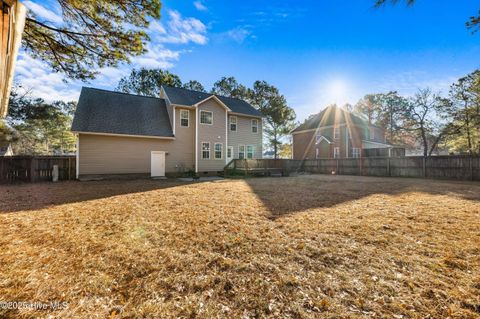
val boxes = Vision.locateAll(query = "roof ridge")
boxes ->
[82,87,164,100]
[162,85,250,103]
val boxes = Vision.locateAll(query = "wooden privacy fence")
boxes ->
[225,156,480,181]
[0,156,76,183]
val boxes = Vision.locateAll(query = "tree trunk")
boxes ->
[420,125,428,157]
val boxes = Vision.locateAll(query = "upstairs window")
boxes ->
[246,145,254,159]
[238,145,245,159]
[214,143,223,159]
[202,142,210,159]
[200,111,213,125]
[251,119,258,133]
[229,116,237,131]
[334,127,340,139]
[180,109,189,127]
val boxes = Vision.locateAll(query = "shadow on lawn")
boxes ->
[245,174,480,219]
[0,179,192,213]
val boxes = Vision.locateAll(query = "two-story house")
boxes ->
[72,86,263,179]
[292,105,391,159]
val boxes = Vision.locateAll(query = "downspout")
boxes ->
[195,108,198,173]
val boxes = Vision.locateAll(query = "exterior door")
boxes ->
[226,146,234,163]
[151,151,165,177]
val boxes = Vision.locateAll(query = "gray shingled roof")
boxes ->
[162,85,263,117]
[72,88,173,137]
[292,105,372,133]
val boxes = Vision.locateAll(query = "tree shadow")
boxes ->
[244,174,480,220]
[0,179,193,213]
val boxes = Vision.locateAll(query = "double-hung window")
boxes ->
[202,142,210,159]
[352,148,360,158]
[251,119,258,133]
[180,109,189,127]
[315,134,322,144]
[246,145,254,159]
[333,127,340,139]
[200,111,213,125]
[229,116,237,131]
[333,147,340,159]
[238,145,245,159]
[214,143,223,159]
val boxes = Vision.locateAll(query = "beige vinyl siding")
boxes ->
[196,99,227,172]
[78,132,194,176]
[228,115,262,159]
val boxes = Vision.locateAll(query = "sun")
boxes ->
[329,79,347,102]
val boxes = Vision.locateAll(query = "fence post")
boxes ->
[29,157,36,183]
[68,157,71,180]
[422,157,426,178]
[470,156,474,181]
[359,157,362,176]
[387,158,390,177]
[336,159,339,175]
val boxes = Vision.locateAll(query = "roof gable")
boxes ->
[72,88,173,138]
[292,105,370,133]
[162,85,262,117]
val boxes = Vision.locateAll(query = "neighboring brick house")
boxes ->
[72,86,263,179]
[292,105,392,159]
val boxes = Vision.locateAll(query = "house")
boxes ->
[0,141,12,156]
[292,105,393,159]
[71,86,263,179]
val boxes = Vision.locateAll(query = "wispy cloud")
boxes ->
[13,8,209,102]
[155,10,208,45]
[220,26,252,43]
[23,0,63,24]
[193,1,208,12]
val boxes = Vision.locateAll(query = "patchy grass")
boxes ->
[0,175,479,318]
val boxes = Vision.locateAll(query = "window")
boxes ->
[334,127,340,139]
[202,142,210,159]
[229,116,237,131]
[246,145,254,159]
[369,127,375,140]
[352,148,360,158]
[315,134,323,144]
[214,143,223,159]
[227,147,233,158]
[251,119,258,133]
[333,147,340,159]
[200,111,213,125]
[238,145,245,159]
[316,148,320,159]
[180,109,189,127]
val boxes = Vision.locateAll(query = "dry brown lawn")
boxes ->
[0,174,479,318]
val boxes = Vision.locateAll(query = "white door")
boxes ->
[151,151,166,177]
[226,146,234,163]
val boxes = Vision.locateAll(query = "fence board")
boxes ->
[0,156,76,183]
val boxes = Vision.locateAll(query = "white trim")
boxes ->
[172,105,176,135]
[361,140,393,147]
[227,146,234,161]
[225,111,228,164]
[76,135,79,179]
[195,110,198,172]
[194,95,232,111]
[201,141,210,160]
[214,142,223,160]
[199,110,213,125]
[72,131,175,140]
[315,134,332,144]
[180,109,190,127]
[229,115,237,131]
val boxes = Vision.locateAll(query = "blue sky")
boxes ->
[14,0,480,122]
